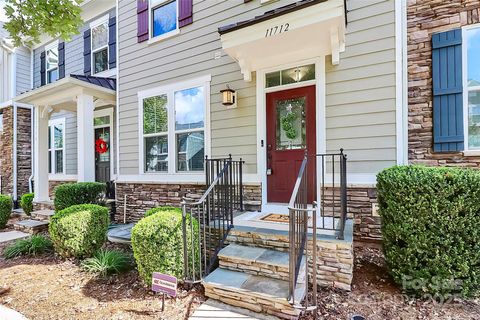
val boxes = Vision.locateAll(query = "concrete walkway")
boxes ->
[0,231,30,244]
[0,305,27,319]
[189,300,279,320]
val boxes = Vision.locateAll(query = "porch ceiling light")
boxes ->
[220,85,237,109]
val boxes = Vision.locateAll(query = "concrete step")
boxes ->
[14,219,49,234]
[203,268,306,320]
[218,244,289,281]
[189,299,279,320]
[31,209,55,222]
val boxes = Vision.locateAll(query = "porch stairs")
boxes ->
[13,209,54,234]
[202,232,306,320]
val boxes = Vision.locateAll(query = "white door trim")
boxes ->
[256,57,326,214]
[94,108,114,182]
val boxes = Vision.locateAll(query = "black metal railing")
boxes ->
[182,156,244,283]
[288,149,347,314]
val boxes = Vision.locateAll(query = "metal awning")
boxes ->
[218,0,346,81]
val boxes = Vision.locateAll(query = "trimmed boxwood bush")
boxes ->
[20,193,34,216]
[54,182,106,212]
[49,204,109,258]
[0,195,12,229]
[377,165,480,297]
[144,206,181,217]
[132,207,199,284]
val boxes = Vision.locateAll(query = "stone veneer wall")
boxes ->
[114,182,262,222]
[0,107,13,195]
[408,0,480,165]
[0,106,32,198]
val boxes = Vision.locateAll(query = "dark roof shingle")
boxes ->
[70,74,116,90]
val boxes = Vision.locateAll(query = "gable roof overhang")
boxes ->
[219,0,346,81]
[14,75,116,112]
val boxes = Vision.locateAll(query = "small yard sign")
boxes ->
[152,272,177,297]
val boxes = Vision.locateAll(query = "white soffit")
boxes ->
[220,0,346,81]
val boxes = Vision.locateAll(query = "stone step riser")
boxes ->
[13,220,49,234]
[219,260,289,281]
[204,284,299,320]
[226,230,289,252]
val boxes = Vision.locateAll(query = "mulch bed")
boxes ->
[1,240,479,320]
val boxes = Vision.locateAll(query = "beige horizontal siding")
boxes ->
[326,0,397,174]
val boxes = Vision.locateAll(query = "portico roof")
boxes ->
[218,0,346,81]
[14,75,116,111]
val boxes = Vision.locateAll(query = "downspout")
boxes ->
[28,47,34,193]
[11,50,18,205]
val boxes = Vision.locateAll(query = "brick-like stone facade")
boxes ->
[114,182,262,222]
[408,0,480,165]
[0,106,32,199]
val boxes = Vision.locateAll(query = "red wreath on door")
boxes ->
[95,138,108,154]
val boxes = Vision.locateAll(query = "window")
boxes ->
[150,0,178,39]
[48,119,65,174]
[466,27,480,150]
[265,64,315,88]
[91,17,109,74]
[45,42,59,84]
[139,77,209,174]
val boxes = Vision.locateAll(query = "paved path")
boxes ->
[189,300,279,320]
[0,231,30,244]
[0,305,27,319]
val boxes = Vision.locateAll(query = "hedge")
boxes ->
[0,195,12,229]
[377,165,480,297]
[20,193,34,216]
[144,206,181,217]
[131,207,199,284]
[49,204,109,258]
[54,182,106,212]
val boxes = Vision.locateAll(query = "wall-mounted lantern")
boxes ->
[220,85,237,109]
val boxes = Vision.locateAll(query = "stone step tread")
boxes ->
[218,244,289,269]
[189,300,279,320]
[203,268,305,303]
[31,209,55,216]
[14,219,49,228]
[0,231,30,244]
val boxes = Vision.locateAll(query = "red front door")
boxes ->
[266,85,316,203]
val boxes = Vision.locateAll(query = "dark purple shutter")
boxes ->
[40,51,46,86]
[58,42,65,79]
[179,0,193,28]
[108,16,116,69]
[432,29,464,152]
[83,29,91,75]
[137,0,149,43]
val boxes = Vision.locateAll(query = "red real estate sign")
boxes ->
[152,272,177,297]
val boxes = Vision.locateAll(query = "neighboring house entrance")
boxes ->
[94,110,113,183]
[266,85,316,203]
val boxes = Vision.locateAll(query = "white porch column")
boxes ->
[77,94,95,182]
[33,107,50,202]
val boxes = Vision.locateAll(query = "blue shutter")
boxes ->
[108,17,116,69]
[40,51,46,86]
[432,29,464,152]
[83,29,91,75]
[58,42,65,79]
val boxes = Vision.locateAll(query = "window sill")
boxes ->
[147,29,180,45]
[48,174,77,181]
[463,150,480,157]
[93,68,117,78]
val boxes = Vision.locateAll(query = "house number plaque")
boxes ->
[265,23,290,37]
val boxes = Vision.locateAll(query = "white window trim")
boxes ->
[45,40,59,84]
[137,74,211,177]
[48,117,66,175]
[462,24,480,152]
[90,14,109,75]
[147,0,180,45]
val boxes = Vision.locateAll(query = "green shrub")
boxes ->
[20,193,34,216]
[377,165,480,297]
[131,207,199,284]
[0,195,12,229]
[144,206,181,217]
[81,249,133,276]
[49,204,109,258]
[54,182,106,212]
[3,235,53,259]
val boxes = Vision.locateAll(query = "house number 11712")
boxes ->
[265,23,290,37]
